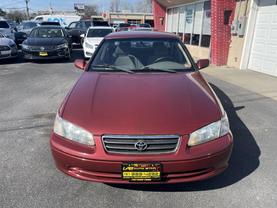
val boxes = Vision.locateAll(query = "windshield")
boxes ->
[30,28,64,38]
[119,23,130,28]
[89,38,193,72]
[87,29,113,38]
[0,21,9,28]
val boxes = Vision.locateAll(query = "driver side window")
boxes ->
[68,22,77,29]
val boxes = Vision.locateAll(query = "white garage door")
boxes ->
[248,0,277,76]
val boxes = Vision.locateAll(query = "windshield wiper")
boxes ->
[139,66,177,73]
[92,64,135,74]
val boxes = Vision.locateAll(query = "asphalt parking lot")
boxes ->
[0,49,277,208]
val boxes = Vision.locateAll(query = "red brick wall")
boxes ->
[211,0,236,65]
[152,0,166,31]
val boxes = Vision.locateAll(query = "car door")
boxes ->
[63,29,72,50]
[66,22,79,43]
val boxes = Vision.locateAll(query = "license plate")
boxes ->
[122,163,162,182]
[39,52,48,56]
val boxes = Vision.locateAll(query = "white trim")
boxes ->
[165,8,168,31]
[166,0,207,9]
[240,0,259,69]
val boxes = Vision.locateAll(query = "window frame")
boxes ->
[166,0,211,48]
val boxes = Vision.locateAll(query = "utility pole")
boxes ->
[49,2,53,15]
[25,0,30,19]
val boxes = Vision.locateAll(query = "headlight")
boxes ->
[22,44,29,50]
[188,113,230,146]
[85,42,93,49]
[57,43,68,49]
[53,114,94,146]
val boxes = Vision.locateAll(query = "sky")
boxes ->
[0,0,142,12]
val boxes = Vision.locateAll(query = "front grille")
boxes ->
[102,135,180,154]
[28,45,57,51]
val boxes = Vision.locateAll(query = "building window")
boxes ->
[166,0,211,48]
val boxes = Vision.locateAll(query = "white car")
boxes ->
[81,27,113,59]
[0,20,15,40]
[0,32,18,60]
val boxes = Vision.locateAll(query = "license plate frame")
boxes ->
[122,163,162,182]
[39,51,48,56]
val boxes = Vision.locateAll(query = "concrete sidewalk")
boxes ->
[202,67,277,102]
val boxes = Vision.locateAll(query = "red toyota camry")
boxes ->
[50,31,233,184]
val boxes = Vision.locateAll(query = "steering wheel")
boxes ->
[153,56,173,63]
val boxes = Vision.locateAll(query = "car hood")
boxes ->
[0,37,14,46]
[23,37,66,46]
[85,37,103,45]
[0,29,11,34]
[62,72,222,135]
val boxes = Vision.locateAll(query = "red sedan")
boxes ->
[50,31,233,184]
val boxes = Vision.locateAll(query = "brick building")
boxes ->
[152,0,277,77]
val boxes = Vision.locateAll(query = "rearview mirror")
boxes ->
[80,34,85,38]
[74,59,87,70]
[196,59,210,70]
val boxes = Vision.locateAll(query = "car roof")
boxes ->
[36,25,63,29]
[88,26,112,29]
[105,31,179,40]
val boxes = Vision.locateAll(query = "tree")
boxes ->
[0,8,6,17]
[6,10,27,22]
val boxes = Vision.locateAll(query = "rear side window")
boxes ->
[84,21,92,28]
[93,21,109,26]
[87,29,113,37]
[0,21,9,28]
[119,23,130,27]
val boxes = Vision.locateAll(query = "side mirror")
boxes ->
[196,59,210,70]
[65,26,69,30]
[80,34,85,38]
[74,59,87,70]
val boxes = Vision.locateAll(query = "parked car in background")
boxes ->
[17,21,39,35]
[50,31,233,184]
[15,21,39,45]
[138,23,152,28]
[66,20,110,44]
[40,21,61,26]
[6,20,18,32]
[130,27,153,31]
[22,26,72,60]
[0,32,18,60]
[115,23,131,32]
[82,26,113,58]
[0,20,15,40]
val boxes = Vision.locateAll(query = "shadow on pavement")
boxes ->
[109,83,261,192]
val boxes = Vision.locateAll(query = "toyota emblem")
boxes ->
[40,47,45,51]
[134,141,148,151]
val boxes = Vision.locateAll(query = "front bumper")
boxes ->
[23,48,69,60]
[83,47,96,58]
[0,49,18,60]
[50,133,233,184]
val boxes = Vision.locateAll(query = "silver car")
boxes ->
[0,20,15,40]
[0,33,18,60]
